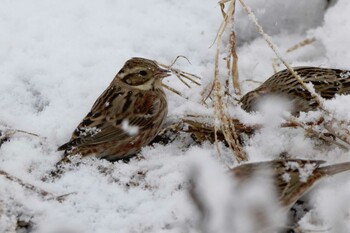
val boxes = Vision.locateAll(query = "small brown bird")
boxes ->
[231,159,350,209]
[240,67,350,114]
[188,158,350,233]
[58,57,170,162]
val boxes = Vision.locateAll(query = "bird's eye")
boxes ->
[139,70,147,76]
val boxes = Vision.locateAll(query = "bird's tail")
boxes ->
[319,162,350,176]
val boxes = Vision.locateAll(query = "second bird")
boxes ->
[240,67,350,115]
[58,57,170,162]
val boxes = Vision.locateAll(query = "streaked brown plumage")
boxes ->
[58,57,170,162]
[231,159,350,209]
[240,67,350,114]
[188,159,350,232]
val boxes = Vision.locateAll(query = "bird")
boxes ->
[240,67,350,115]
[57,57,170,163]
[231,159,350,209]
[188,158,350,233]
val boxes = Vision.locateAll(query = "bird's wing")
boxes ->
[301,68,350,99]
[231,159,325,207]
[58,86,165,151]
[274,159,324,206]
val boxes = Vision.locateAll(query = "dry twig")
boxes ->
[226,5,241,96]
[156,57,201,99]
[272,37,316,72]
[0,170,63,201]
[208,0,247,163]
[286,38,316,53]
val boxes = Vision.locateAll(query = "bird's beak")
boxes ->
[156,68,171,78]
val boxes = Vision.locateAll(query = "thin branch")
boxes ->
[226,0,241,96]
[169,55,192,68]
[0,170,66,201]
[162,83,187,99]
[286,38,316,53]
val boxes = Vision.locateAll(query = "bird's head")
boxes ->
[116,57,171,90]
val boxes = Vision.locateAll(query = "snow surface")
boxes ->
[1,0,350,232]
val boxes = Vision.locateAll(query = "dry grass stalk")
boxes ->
[323,123,350,148]
[203,0,241,103]
[157,57,201,85]
[181,115,350,150]
[322,118,350,147]
[215,94,246,163]
[1,128,43,139]
[0,128,46,148]
[286,116,350,150]
[322,117,350,147]
[214,37,247,163]
[272,37,316,72]
[162,83,185,98]
[286,37,316,53]
[219,0,241,96]
[200,82,214,105]
[226,6,241,96]
[182,118,255,144]
[272,60,279,74]
[0,167,72,202]
[0,170,54,200]
[242,79,263,85]
[208,0,247,163]
[182,116,327,141]
[154,114,348,152]
[156,57,201,99]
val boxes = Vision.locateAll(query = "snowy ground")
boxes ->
[1,0,350,232]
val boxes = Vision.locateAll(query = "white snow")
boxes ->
[285,161,317,183]
[77,126,102,137]
[1,0,350,232]
[121,120,139,136]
